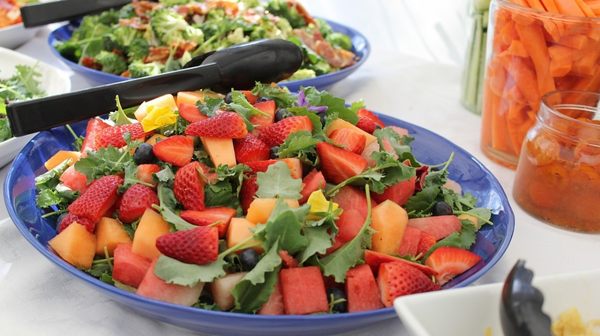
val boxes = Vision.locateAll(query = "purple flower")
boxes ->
[295,90,328,113]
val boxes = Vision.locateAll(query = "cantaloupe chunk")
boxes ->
[132,208,172,260]
[245,198,300,224]
[324,119,377,146]
[48,222,97,269]
[280,158,303,180]
[370,200,408,255]
[211,272,248,311]
[226,218,264,254]
[458,213,480,229]
[176,91,220,106]
[146,134,167,146]
[201,137,236,168]
[134,94,177,121]
[95,217,133,256]
[44,151,81,170]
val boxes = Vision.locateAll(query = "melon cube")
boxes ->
[136,258,204,306]
[201,137,236,168]
[132,208,171,260]
[176,91,219,106]
[245,198,300,224]
[95,217,133,256]
[112,243,151,288]
[324,118,377,146]
[48,222,97,269]
[226,218,264,254]
[370,200,408,255]
[211,272,248,311]
[44,150,80,170]
[345,264,384,312]
[279,266,329,315]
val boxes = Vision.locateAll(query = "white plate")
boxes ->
[0,23,41,49]
[394,268,600,336]
[0,46,71,168]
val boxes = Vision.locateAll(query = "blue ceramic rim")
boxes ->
[3,112,514,331]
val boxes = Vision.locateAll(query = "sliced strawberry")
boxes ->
[136,163,161,188]
[357,108,385,128]
[299,168,326,204]
[173,161,205,211]
[424,246,483,285]
[316,142,368,184]
[96,123,154,149]
[233,133,271,163]
[60,165,89,194]
[240,176,258,214]
[279,250,298,268]
[363,249,438,277]
[118,184,159,223]
[178,103,208,123]
[81,118,111,153]
[250,100,276,134]
[67,175,123,222]
[185,112,248,139]
[155,226,219,265]
[416,231,437,259]
[257,115,313,148]
[377,261,441,307]
[179,207,237,238]
[58,212,96,234]
[329,128,367,154]
[241,90,258,104]
[152,135,194,167]
[355,116,377,135]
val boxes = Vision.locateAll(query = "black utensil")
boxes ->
[20,0,132,28]
[7,39,303,137]
[500,260,553,336]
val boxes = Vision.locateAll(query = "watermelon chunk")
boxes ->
[398,226,422,257]
[407,215,462,240]
[279,266,329,315]
[112,243,151,288]
[299,168,326,204]
[258,281,284,315]
[345,264,384,312]
[136,258,204,306]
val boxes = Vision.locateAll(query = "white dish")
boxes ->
[394,268,600,336]
[0,46,71,168]
[0,23,41,49]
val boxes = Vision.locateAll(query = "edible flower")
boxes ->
[306,189,340,220]
[141,105,178,132]
[295,90,327,112]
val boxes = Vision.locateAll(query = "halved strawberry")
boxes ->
[240,176,258,214]
[118,184,159,223]
[416,231,437,259]
[173,161,205,211]
[178,103,208,123]
[136,164,161,188]
[355,116,377,135]
[152,135,194,167]
[179,207,237,238]
[357,108,385,128]
[96,123,154,149]
[185,112,247,138]
[257,115,313,148]
[241,90,258,104]
[67,175,123,222]
[377,261,441,307]
[424,246,483,286]
[363,249,438,277]
[81,118,111,153]
[250,100,276,133]
[316,142,368,184]
[233,133,270,163]
[329,128,367,154]
[58,212,96,234]
[156,226,219,265]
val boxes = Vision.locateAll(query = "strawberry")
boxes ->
[152,135,194,167]
[67,175,123,222]
[241,90,258,104]
[58,213,96,234]
[155,226,219,265]
[185,112,248,138]
[178,103,208,123]
[424,246,483,286]
[96,123,154,149]
[81,118,111,153]
[179,207,237,238]
[245,159,277,175]
[377,261,441,307]
[118,184,160,223]
[173,161,205,211]
[257,115,313,148]
[357,108,385,128]
[328,128,367,154]
[416,231,437,258]
[249,100,276,133]
[233,133,270,163]
[240,176,258,214]
[316,142,368,184]
[355,116,377,134]
[136,163,161,188]
[363,249,438,277]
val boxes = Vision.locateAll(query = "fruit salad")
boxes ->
[35,83,493,314]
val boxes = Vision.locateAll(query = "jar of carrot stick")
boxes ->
[481,0,600,169]
[513,90,600,233]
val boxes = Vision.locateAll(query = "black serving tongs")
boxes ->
[20,0,133,28]
[6,39,303,137]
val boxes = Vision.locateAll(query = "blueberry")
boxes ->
[256,96,273,103]
[375,124,382,130]
[275,108,292,122]
[269,146,279,159]
[316,111,327,126]
[326,287,348,313]
[224,92,233,104]
[240,248,259,271]
[133,143,155,165]
[55,212,68,232]
[432,201,453,216]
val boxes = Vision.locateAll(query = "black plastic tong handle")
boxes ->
[20,0,132,28]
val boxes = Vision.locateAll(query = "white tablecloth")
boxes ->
[2,1,600,335]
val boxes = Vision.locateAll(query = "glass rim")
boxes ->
[496,0,600,23]
[539,90,600,134]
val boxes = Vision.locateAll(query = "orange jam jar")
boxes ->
[513,90,600,233]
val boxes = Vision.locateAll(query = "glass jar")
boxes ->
[480,0,600,169]
[513,90,600,233]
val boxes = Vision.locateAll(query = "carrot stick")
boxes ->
[515,23,557,98]
[586,0,600,15]
[497,51,541,105]
[488,57,508,96]
[541,0,560,12]
[505,83,528,105]
[555,0,586,15]
[548,44,574,76]
[481,81,498,147]
[556,34,588,49]
[507,101,529,153]
[507,40,530,57]
[570,39,600,75]
[575,0,596,16]
[492,98,512,154]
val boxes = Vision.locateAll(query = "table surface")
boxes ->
[1,1,600,335]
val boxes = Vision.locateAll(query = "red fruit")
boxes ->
[279,266,329,315]
[96,123,154,149]
[81,118,111,153]
[258,281,284,315]
[355,116,377,134]
[136,164,161,188]
[371,176,416,206]
[378,261,441,307]
[179,207,237,238]
[239,176,258,214]
[424,246,483,285]
[112,243,152,288]
[357,108,385,128]
[136,258,205,306]
[178,103,208,123]
[416,231,437,258]
[398,226,422,257]
[118,184,159,223]
[329,128,367,155]
[155,226,219,265]
[407,215,462,240]
[250,100,276,133]
[185,112,248,139]
[67,175,123,222]
[152,135,194,167]
[60,165,89,194]
[58,212,96,234]
[258,115,313,148]
[241,90,258,104]
[364,249,438,277]
[173,161,205,211]
[279,250,298,268]
[345,264,384,312]
[233,133,270,163]
[316,142,368,184]
[299,168,326,204]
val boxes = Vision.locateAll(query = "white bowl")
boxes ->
[0,23,41,49]
[0,46,71,168]
[394,268,600,336]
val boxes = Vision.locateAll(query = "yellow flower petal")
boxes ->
[141,105,178,132]
[306,190,340,220]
